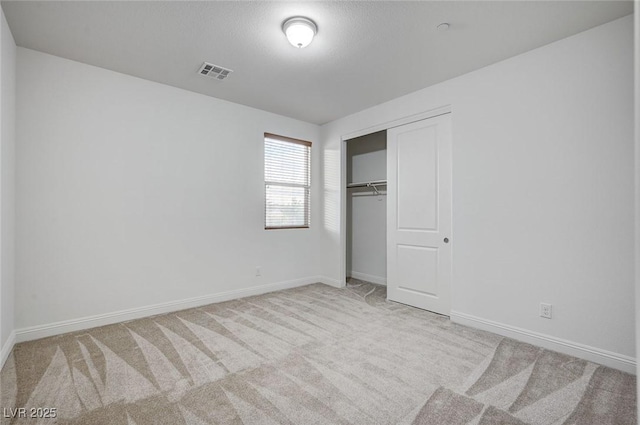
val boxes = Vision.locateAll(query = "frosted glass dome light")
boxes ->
[283,17,317,48]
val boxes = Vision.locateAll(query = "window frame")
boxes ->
[264,132,312,230]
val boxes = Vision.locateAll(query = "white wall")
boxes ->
[0,10,16,359]
[346,131,386,284]
[321,16,635,369]
[15,48,322,331]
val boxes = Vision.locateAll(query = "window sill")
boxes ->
[265,226,310,230]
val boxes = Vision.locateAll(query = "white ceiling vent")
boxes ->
[198,62,233,80]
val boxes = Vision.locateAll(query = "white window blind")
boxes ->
[264,133,311,229]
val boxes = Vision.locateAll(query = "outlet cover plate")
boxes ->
[540,303,552,319]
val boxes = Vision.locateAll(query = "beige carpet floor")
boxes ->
[0,280,636,424]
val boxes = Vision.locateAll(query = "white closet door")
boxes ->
[387,114,452,315]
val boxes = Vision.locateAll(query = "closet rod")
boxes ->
[346,180,387,189]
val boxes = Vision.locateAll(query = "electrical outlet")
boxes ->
[540,303,552,319]
[255,266,261,277]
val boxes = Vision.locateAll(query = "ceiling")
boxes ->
[1,1,633,125]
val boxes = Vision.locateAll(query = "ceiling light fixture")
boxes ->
[283,17,317,48]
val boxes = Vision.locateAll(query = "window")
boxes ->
[264,133,311,229]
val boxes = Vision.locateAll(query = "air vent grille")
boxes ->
[198,62,233,80]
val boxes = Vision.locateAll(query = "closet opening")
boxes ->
[345,130,387,292]
[340,107,452,314]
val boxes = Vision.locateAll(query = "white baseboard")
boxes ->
[317,275,345,288]
[15,277,332,344]
[0,330,16,369]
[348,271,387,286]
[450,310,636,374]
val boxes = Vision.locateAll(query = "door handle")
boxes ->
[443,238,449,243]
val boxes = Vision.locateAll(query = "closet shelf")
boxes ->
[346,180,387,189]
[347,180,387,196]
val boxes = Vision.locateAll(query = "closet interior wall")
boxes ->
[346,130,387,285]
